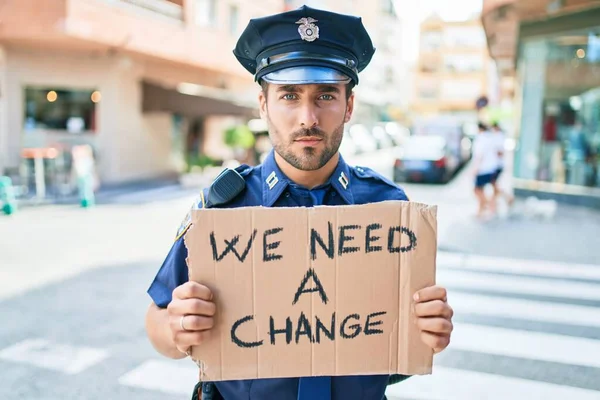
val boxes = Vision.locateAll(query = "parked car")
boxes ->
[411,118,472,166]
[349,124,378,153]
[383,122,411,147]
[393,135,460,183]
[371,126,395,149]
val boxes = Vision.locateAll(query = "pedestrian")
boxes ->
[144,6,454,400]
[490,122,514,211]
[471,122,498,219]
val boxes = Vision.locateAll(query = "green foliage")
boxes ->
[224,125,255,149]
[186,154,216,172]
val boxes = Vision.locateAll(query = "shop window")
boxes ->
[24,88,98,133]
[229,5,238,35]
[195,0,216,27]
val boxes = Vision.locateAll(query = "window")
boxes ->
[441,80,482,101]
[444,27,486,49]
[229,5,238,35]
[421,31,443,52]
[24,87,98,133]
[381,0,395,16]
[444,54,484,73]
[420,62,439,73]
[418,80,438,100]
[385,66,394,84]
[195,0,216,27]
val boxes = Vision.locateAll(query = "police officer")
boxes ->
[145,5,454,400]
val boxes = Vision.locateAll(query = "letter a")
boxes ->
[292,268,329,305]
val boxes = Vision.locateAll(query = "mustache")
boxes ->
[291,127,326,140]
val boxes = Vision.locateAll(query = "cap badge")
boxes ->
[296,17,319,42]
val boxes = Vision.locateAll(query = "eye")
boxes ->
[281,93,298,100]
[319,94,335,101]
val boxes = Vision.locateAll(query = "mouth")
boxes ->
[294,136,323,146]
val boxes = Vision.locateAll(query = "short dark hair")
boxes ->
[260,80,355,101]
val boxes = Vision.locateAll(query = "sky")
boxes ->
[394,0,484,62]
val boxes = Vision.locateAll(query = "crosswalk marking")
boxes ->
[438,254,600,281]
[450,292,600,327]
[0,339,108,374]
[118,359,199,395]
[438,269,600,301]
[451,323,600,369]
[385,366,600,400]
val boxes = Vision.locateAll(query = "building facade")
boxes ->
[0,0,282,190]
[412,14,494,124]
[483,0,600,207]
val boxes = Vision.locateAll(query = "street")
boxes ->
[1,149,600,400]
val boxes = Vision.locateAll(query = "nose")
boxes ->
[298,103,318,129]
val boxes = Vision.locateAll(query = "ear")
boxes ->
[258,89,268,120]
[344,92,355,123]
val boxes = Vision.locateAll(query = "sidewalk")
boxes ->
[438,200,600,266]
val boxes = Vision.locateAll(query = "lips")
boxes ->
[295,136,323,145]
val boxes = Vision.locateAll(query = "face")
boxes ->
[259,82,354,171]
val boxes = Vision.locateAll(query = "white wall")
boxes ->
[3,48,178,184]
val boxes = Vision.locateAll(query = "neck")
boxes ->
[274,152,340,189]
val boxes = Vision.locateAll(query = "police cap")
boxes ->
[233,5,375,85]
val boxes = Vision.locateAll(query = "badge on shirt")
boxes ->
[174,192,206,241]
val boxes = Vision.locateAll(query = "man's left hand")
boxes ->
[413,285,453,354]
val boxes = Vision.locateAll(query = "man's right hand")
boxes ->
[167,281,216,355]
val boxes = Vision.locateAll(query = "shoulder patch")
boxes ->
[174,189,207,242]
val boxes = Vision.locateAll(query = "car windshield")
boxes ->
[401,136,446,159]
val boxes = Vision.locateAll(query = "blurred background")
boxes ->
[1,0,600,399]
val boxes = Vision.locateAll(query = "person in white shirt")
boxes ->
[490,122,514,209]
[471,122,498,218]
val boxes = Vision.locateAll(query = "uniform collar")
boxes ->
[261,150,354,207]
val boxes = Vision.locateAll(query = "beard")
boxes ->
[267,116,345,171]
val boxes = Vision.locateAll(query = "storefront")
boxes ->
[0,47,257,202]
[513,7,600,207]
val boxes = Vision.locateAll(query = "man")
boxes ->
[145,6,453,400]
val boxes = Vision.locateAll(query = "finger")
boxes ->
[173,282,213,301]
[416,317,453,335]
[169,298,216,317]
[174,315,215,332]
[420,331,450,353]
[414,300,453,319]
[413,286,447,303]
[174,330,212,350]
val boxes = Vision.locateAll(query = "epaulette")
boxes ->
[352,165,397,187]
[352,166,410,201]
[234,163,253,177]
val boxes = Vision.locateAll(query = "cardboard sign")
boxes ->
[185,200,437,381]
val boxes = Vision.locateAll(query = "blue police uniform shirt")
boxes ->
[147,149,410,400]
